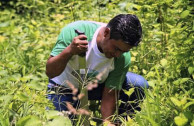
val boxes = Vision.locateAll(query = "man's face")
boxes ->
[101,38,133,58]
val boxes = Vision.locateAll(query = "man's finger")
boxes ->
[78,45,88,52]
[77,35,87,40]
[79,40,88,45]
[79,44,88,49]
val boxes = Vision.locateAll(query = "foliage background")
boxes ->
[0,0,193,125]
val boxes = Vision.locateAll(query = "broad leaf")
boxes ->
[46,116,72,126]
[174,113,188,126]
[160,59,167,67]
[181,10,190,18]
[188,67,194,74]
[123,88,135,97]
[17,115,42,126]
[170,97,182,107]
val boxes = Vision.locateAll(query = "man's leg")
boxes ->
[47,83,79,119]
[118,72,149,116]
[88,83,104,100]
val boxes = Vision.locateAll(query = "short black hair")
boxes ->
[107,14,142,46]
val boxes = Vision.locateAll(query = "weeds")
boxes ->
[0,0,193,126]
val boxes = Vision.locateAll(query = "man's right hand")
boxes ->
[69,35,88,55]
[46,35,88,79]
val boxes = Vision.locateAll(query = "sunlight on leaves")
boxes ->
[174,113,188,126]
[123,88,135,97]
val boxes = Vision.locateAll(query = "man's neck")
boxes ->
[96,27,105,53]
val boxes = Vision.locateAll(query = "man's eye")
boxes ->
[115,47,119,51]
[115,47,123,52]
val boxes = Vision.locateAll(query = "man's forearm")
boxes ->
[101,87,117,121]
[46,46,73,78]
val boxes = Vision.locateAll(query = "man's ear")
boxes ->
[104,27,110,38]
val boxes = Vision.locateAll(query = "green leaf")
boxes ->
[170,97,182,107]
[183,111,193,122]
[147,71,155,78]
[183,102,194,110]
[20,74,34,82]
[180,78,190,84]
[46,116,72,126]
[0,70,8,77]
[9,74,21,82]
[0,95,13,107]
[147,80,156,87]
[0,36,6,43]
[0,21,10,27]
[126,116,135,125]
[22,65,26,76]
[0,79,6,85]
[190,119,194,126]
[45,110,60,120]
[188,67,194,74]
[141,115,159,126]
[90,120,96,126]
[123,88,135,97]
[180,97,187,106]
[160,59,167,67]
[173,78,190,85]
[0,114,9,126]
[142,69,147,74]
[27,81,45,91]
[15,92,30,102]
[17,115,42,126]
[133,4,141,10]
[181,10,190,18]
[174,113,188,126]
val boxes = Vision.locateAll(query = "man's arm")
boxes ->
[46,35,88,78]
[101,87,118,121]
[46,46,73,79]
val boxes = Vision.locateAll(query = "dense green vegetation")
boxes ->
[0,0,193,125]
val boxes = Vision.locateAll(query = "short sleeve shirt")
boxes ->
[50,21,131,90]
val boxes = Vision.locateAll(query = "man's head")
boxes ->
[107,14,142,46]
[98,14,142,58]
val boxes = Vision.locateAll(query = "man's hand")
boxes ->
[46,35,88,78]
[69,35,88,55]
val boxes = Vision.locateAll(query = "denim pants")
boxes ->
[47,72,149,116]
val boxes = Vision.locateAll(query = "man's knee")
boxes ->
[124,72,149,89]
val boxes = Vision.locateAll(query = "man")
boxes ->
[46,14,148,124]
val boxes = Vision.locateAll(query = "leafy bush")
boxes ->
[0,0,193,125]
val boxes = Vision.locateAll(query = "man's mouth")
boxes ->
[109,53,115,58]
[111,53,116,57]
